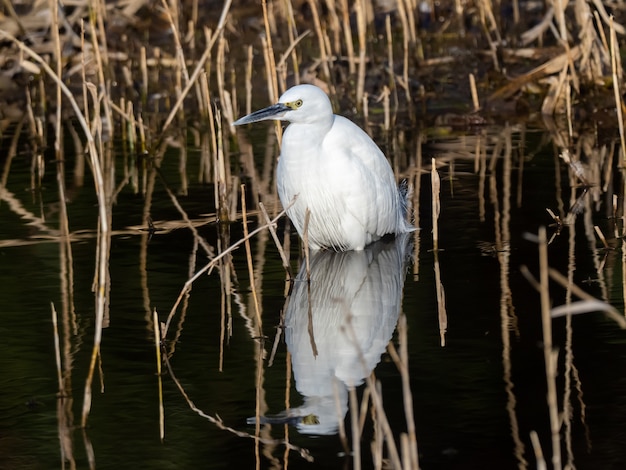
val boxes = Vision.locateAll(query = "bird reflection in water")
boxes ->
[248,233,412,435]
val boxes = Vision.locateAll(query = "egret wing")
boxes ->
[322,116,400,237]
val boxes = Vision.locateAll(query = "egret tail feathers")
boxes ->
[398,179,417,232]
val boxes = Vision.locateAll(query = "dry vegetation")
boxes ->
[2,0,626,468]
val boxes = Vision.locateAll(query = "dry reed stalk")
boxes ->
[365,376,401,468]
[609,20,626,163]
[259,202,293,278]
[328,382,347,455]
[161,0,202,123]
[387,314,419,468]
[1,117,24,187]
[88,4,113,147]
[384,15,399,110]
[410,136,423,275]
[126,102,138,190]
[217,240,233,372]
[593,225,610,250]
[0,29,112,428]
[281,350,293,463]
[51,302,63,393]
[385,14,394,75]
[297,208,308,274]
[322,0,340,54]
[476,0,502,71]
[348,384,361,470]
[547,268,626,328]
[140,46,148,106]
[161,0,232,135]
[338,0,355,75]
[259,34,283,143]
[530,430,547,470]
[394,0,412,100]
[469,73,479,111]
[262,0,279,102]
[276,30,310,92]
[153,309,165,441]
[243,185,263,333]
[200,71,216,178]
[369,382,383,467]
[23,86,41,189]
[355,0,367,107]
[537,227,562,470]
[49,0,62,161]
[431,158,440,252]
[357,385,369,437]
[245,45,253,116]
[307,0,333,86]
[382,86,390,131]
[161,206,288,336]
[213,107,230,222]
[216,35,235,130]
[431,159,447,346]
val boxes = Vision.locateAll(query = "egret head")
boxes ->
[233,84,333,126]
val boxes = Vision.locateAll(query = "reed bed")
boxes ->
[2,0,626,468]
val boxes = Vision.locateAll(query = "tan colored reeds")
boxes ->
[609,18,626,163]
[0,28,115,428]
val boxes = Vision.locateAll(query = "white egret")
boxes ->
[233,84,414,251]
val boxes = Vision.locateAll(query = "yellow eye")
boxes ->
[294,99,303,108]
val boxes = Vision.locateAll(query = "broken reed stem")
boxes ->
[153,309,165,442]
[469,73,480,111]
[431,158,440,252]
[215,107,230,222]
[530,430,547,470]
[538,227,562,470]
[594,225,610,249]
[241,184,263,336]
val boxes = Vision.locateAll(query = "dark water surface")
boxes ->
[1,122,626,470]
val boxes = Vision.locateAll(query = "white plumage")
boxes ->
[234,84,414,251]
